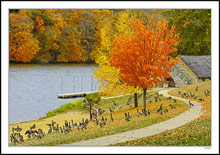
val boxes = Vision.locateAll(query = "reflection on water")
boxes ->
[9,63,99,124]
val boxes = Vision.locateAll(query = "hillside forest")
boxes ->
[9,9,211,63]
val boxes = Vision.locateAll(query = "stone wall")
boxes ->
[169,61,199,87]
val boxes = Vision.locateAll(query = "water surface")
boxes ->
[9,63,99,124]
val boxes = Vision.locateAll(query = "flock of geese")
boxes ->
[10,87,209,144]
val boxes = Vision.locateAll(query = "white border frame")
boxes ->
[1,1,219,154]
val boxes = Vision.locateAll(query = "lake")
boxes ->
[9,63,99,125]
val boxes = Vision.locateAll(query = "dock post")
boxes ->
[61,76,63,94]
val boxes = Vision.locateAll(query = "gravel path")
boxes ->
[62,88,203,146]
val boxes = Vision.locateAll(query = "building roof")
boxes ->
[179,55,211,78]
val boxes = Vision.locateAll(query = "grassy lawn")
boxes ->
[112,81,211,146]
[9,89,189,146]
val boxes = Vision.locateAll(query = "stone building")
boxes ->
[167,55,211,87]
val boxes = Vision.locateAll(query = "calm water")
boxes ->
[9,63,99,125]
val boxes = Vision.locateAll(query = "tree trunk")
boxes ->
[134,92,138,107]
[89,102,92,120]
[143,89,147,111]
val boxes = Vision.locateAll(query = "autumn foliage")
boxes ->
[110,16,179,108]
[9,11,40,62]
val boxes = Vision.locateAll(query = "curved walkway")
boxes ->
[62,88,204,146]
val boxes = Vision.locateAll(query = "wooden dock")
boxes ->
[57,91,98,99]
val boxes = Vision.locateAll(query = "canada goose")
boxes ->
[15,125,22,132]
[25,129,32,135]
[195,86,199,91]
[169,104,176,109]
[113,101,118,106]
[46,123,52,127]
[164,109,168,113]
[147,109,150,115]
[158,109,163,115]
[30,124,36,129]
[110,113,114,122]
[51,120,56,125]
[189,101,194,108]
[85,118,89,124]
[168,97,172,100]
[127,112,132,119]
[178,91,181,95]
[48,127,52,134]
[198,98,205,102]
[109,107,114,113]
[124,113,130,121]
[137,109,142,117]
[174,99,177,103]
[11,135,19,144]
[60,127,64,133]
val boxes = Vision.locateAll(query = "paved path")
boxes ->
[62,88,203,146]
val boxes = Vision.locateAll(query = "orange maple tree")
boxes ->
[110,16,179,110]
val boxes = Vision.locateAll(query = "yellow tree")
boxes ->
[93,10,143,106]
[9,11,40,62]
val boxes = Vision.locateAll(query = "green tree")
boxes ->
[163,9,211,56]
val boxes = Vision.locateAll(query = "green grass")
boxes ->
[112,119,211,146]
[46,100,83,117]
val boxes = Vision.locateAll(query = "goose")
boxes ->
[158,109,163,115]
[60,127,64,133]
[110,113,114,122]
[12,127,15,133]
[127,112,132,119]
[30,124,36,129]
[94,118,99,126]
[178,91,181,95]
[71,120,75,128]
[164,109,168,113]
[109,107,114,113]
[189,101,194,108]
[147,109,150,115]
[113,101,118,106]
[25,129,32,135]
[195,86,199,91]
[137,109,142,117]
[48,126,52,134]
[46,123,52,127]
[53,124,59,132]
[18,133,24,143]
[174,99,177,103]
[15,125,22,132]
[169,104,175,109]
[11,135,19,144]
[85,118,89,124]
[198,98,205,102]
[124,113,130,121]
[51,120,56,125]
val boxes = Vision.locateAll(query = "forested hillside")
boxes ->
[9,9,211,63]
